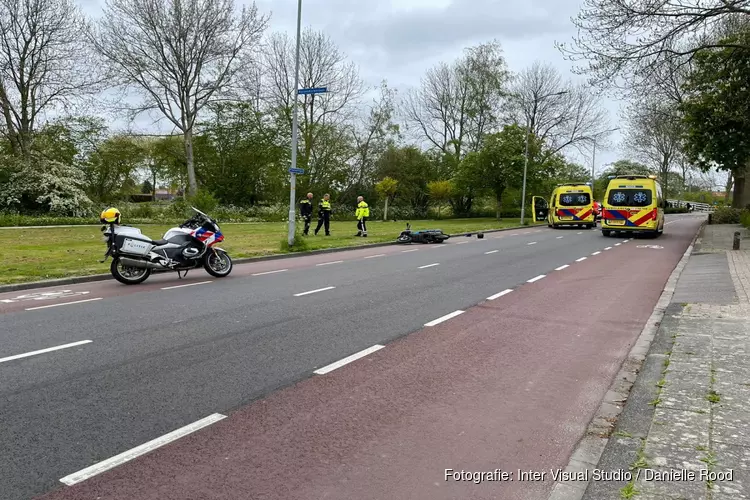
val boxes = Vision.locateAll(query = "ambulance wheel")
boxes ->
[602,230,611,237]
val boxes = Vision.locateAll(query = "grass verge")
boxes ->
[0,218,531,285]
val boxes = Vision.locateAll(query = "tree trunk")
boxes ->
[495,190,504,220]
[183,128,197,197]
[383,197,389,221]
[733,168,745,208]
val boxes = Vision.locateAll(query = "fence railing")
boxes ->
[667,199,714,212]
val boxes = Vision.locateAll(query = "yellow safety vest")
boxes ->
[356,201,369,218]
[319,199,331,211]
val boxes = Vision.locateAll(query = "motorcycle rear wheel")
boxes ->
[204,250,233,277]
[396,235,412,243]
[111,257,151,285]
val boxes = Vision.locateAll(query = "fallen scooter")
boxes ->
[396,223,450,244]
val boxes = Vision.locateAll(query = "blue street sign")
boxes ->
[297,87,327,95]
[289,167,305,174]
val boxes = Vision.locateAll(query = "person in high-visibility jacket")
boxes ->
[355,196,369,237]
[299,192,313,235]
[314,193,332,236]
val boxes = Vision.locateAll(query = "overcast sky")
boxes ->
[80,0,659,181]
[256,0,631,175]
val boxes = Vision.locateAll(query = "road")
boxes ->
[0,215,703,500]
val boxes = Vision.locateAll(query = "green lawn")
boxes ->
[0,218,531,285]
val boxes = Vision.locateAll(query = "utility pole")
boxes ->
[287,0,303,247]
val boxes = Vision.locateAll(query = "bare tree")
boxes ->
[557,0,750,94]
[402,40,509,159]
[347,80,399,193]
[625,99,684,196]
[506,61,610,157]
[89,0,269,196]
[261,27,365,188]
[0,0,99,156]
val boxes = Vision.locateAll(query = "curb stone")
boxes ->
[546,220,706,500]
[0,225,530,293]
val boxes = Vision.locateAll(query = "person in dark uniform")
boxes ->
[355,196,369,237]
[299,192,313,235]
[314,193,332,236]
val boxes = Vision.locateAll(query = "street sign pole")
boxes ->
[287,0,303,247]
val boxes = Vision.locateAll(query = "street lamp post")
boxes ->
[287,0,303,247]
[519,90,568,225]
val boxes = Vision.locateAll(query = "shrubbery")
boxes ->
[711,206,744,224]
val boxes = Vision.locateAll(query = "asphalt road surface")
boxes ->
[0,215,704,500]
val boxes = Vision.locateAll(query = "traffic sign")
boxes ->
[298,87,327,95]
[289,167,305,174]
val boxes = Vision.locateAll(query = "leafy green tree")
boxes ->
[195,102,287,206]
[458,124,543,219]
[375,176,398,221]
[427,180,453,218]
[85,136,147,202]
[375,146,440,216]
[680,30,750,207]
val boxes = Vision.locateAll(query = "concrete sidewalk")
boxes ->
[581,223,750,499]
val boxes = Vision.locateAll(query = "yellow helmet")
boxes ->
[100,207,121,224]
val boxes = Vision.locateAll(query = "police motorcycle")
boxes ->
[99,207,233,285]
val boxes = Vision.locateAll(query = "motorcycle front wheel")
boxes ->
[204,250,233,277]
[110,257,151,285]
[396,235,412,244]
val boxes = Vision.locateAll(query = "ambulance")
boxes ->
[601,174,665,237]
[532,183,596,229]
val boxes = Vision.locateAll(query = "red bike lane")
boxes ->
[36,220,701,500]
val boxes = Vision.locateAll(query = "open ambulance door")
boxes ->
[532,196,549,223]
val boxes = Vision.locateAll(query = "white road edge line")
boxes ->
[615,243,621,246]
[457,241,469,245]
[25,298,102,311]
[510,233,518,236]
[527,275,546,283]
[161,281,212,290]
[59,413,227,486]
[577,231,583,234]
[402,248,418,253]
[555,264,569,271]
[484,250,499,254]
[0,340,92,364]
[294,286,336,297]
[364,254,386,259]
[487,289,513,300]
[418,263,439,269]
[591,251,601,255]
[252,269,288,276]
[313,344,385,375]
[576,257,587,262]
[425,310,465,326]
[527,241,537,245]
[316,260,344,266]
[556,236,563,239]
[604,247,612,250]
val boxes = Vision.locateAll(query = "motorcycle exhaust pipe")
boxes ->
[119,257,159,269]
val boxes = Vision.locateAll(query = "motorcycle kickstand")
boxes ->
[177,270,189,279]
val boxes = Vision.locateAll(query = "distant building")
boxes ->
[154,189,175,201]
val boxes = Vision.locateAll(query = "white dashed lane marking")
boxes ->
[294,286,336,297]
[425,310,465,326]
